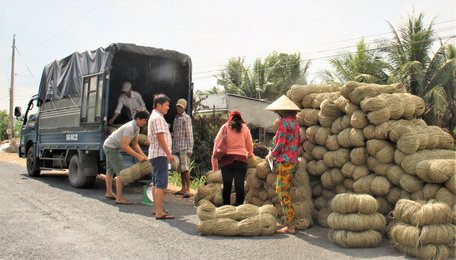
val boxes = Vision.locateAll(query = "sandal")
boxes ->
[152,210,168,216]
[155,213,175,220]
[115,201,133,205]
[276,222,285,228]
[173,191,184,195]
[275,227,296,234]
[105,195,116,200]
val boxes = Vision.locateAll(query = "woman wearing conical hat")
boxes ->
[266,95,300,234]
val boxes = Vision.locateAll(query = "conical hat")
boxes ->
[266,95,300,111]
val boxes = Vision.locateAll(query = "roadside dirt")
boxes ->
[0,151,196,203]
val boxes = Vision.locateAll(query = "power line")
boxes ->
[22,0,107,55]
[192,26,455,77]
[192,33,456,81]
[192,19,456,70]
[15,46,35,78]
[0,0,56,48]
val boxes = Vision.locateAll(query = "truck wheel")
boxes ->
[68,153,96,188]
[26,146,41,177]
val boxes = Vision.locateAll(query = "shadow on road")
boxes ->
[18,169,201,235]
[294,227,406,259]
[17,168,407,258]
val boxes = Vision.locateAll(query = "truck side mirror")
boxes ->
[14,106,22,117]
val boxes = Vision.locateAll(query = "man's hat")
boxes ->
[121,81,132,92]
[265,95,300,111]
[176,98,187,109]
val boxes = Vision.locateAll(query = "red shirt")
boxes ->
[271,116,300,164]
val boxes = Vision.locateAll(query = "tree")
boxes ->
[0,110,8,141]
[195,86,224,96]
[420,43,456,132]
[383,12,456,134]
[216,57,249,96]
[216,52,310,101]
[319,38,390,84]
[383,11,435,95]
[261,52,310,100]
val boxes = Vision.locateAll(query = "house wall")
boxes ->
[195,94,278,145]
[225,95,277,132]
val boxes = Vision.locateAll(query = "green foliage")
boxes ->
[0,109,23,141]
[0,110,9,141]
[168,171,207,190]
[216,52,310,101]
[191,114,226,177]
[195,86,224,96]
[383,11,435,95]
[383,12,455,134]
[14,119,21,138]
[320,38,390,84]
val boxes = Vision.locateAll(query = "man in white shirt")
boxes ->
[109,81,146,124]
[103,111,149,204]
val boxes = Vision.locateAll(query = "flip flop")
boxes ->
[105,195,116,200]
[182,192,191,198]
[152,210,168,216]
[155,213,175,220]
[173,191,184,195]
[115,201,133,205]
[275,227,296,234]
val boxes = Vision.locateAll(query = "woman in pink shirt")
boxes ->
[212,111,254,206]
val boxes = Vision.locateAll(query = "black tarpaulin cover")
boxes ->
[38,43,192,101]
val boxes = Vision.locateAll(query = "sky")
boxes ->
[0,0,455,111]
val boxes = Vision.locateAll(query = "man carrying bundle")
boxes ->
[102,110,150,204]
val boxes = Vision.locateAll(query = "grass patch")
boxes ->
[168,171,207,191]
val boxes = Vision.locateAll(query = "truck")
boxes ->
[14,43,193,188]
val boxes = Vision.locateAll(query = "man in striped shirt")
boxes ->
[148,94,175,220]
[172,99,194,198]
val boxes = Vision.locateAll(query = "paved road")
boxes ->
[0,160,406,259]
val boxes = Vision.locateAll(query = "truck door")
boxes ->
[80,72,105,125]
[20,97,41,176]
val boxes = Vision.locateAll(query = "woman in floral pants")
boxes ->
[266,95,300,234]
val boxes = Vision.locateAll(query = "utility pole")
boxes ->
[8,34,16,140]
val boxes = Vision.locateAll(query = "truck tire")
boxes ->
[26,146,41,177]
[68,153,97,188]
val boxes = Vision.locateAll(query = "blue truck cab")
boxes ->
[15,43,193,188]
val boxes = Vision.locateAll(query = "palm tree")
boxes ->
[442,44,456,135]
[216,57,249,96]
[263,52,310,100]
[383,12,435,95]
[319,38,389,84]
[216,52,310,101]
[196,86,224,96]
[383,12,455,134]
[422,43,456,132]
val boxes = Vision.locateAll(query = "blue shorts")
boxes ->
[150,157,168,189]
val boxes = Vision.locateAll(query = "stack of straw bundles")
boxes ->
[117,160,152,185]
[360,93,425,125]
[390,199,456,259]
[328,193,385,248]
[340,81,406,105]
[196,200,277,236]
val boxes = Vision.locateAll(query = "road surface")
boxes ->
[0,155,406,259]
